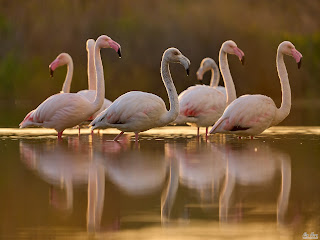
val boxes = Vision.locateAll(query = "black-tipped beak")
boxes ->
[241,56,245,66]
[298,58,302,69]
[186,68,190,76]
[49,68,54,78]
[117,48,122,58]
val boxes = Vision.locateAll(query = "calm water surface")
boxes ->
[0,126,319,239]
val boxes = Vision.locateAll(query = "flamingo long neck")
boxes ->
[160,57,179,125]
[209,63,220,87]
[219,50,236,105]
[273,50,291,126]
[61,60,73,93]
[87,44,96,90]
[91,43,105,112]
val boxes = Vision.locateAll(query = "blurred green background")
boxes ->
[0,0,319,127]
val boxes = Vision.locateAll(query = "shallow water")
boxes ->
[0,126,319,239]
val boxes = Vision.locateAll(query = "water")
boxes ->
[0,126,319,239]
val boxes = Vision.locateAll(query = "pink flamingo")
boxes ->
[210,41,302,138]
[90,48,191,142]
[49,39,113,120]
[20,35,121,139]
[175,41,245,138]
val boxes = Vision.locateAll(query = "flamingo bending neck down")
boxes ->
[49,39,113,122]
[20,35,121,139]
[174,40,245,139]
[209,41,302,138]
[90,47,191,143]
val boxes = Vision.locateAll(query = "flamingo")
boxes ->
[90,47,191,142]
[175,41,245,138]
[20,35,121,139]
[209,41,302,138]
[49,39,113,120]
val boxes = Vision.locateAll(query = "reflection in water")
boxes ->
[162,140,291,226]
[19,136,109,232]
[162,142,226,222]
[19,135,169,233]
[2,127,316,239]
[218,141,291,224]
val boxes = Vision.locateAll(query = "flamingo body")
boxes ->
[210,94,277,136]
[92,91,168,133]
[20,93,96,132]
[176,84,226,127]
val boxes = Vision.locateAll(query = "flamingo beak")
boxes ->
[49,67,54,77]
[298,58,302,69]
[291,48,303,69]
[241,56,245,65]
[186,68,190,76]
[117,48,122,58]
[233,47,245,65]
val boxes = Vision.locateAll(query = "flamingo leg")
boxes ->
[250,136,254,140]
[78,126,81,136]
[58,131,63,140]
[238,136,242,139]
[113,131,124,141]
[135,132,139,142]
[205,127,208,141]
[197,127,200,138]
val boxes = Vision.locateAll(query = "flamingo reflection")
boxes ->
[218,141,291,224]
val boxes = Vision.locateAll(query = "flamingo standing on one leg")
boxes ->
[209,41,302,138]
[174,41,245,139]
[90,48,191,143]
[20,35,121,139]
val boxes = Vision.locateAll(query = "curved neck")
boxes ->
[273,51,291,125]
[209,63,220,87]
[61,60,73,93]
[159,58,179,124]
[87,45,96,90]
[219,50,236,105]
[91,44,105,112]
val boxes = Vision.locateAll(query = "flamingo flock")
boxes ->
[19,34,302,142]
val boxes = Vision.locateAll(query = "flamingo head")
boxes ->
[196,57,215,81]
[163,48,191,76]
[222,40,245,65]
[86,39,95,52]
[89,113,106,130]
[279,41,303,69]
[96,35,122,58]
[49,53,72,77]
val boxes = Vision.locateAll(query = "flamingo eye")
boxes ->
[173,51,179,55]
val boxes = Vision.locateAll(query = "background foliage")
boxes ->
[0,0,319,126]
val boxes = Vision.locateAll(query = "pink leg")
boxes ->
[135,132,139,142]
[58,131,63,140]
[78,126,81,136]
[238,136,242,139]
[197,127,200,138]
[205,127,208,141]
[113,131,124,141]
[250,136,254,140]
